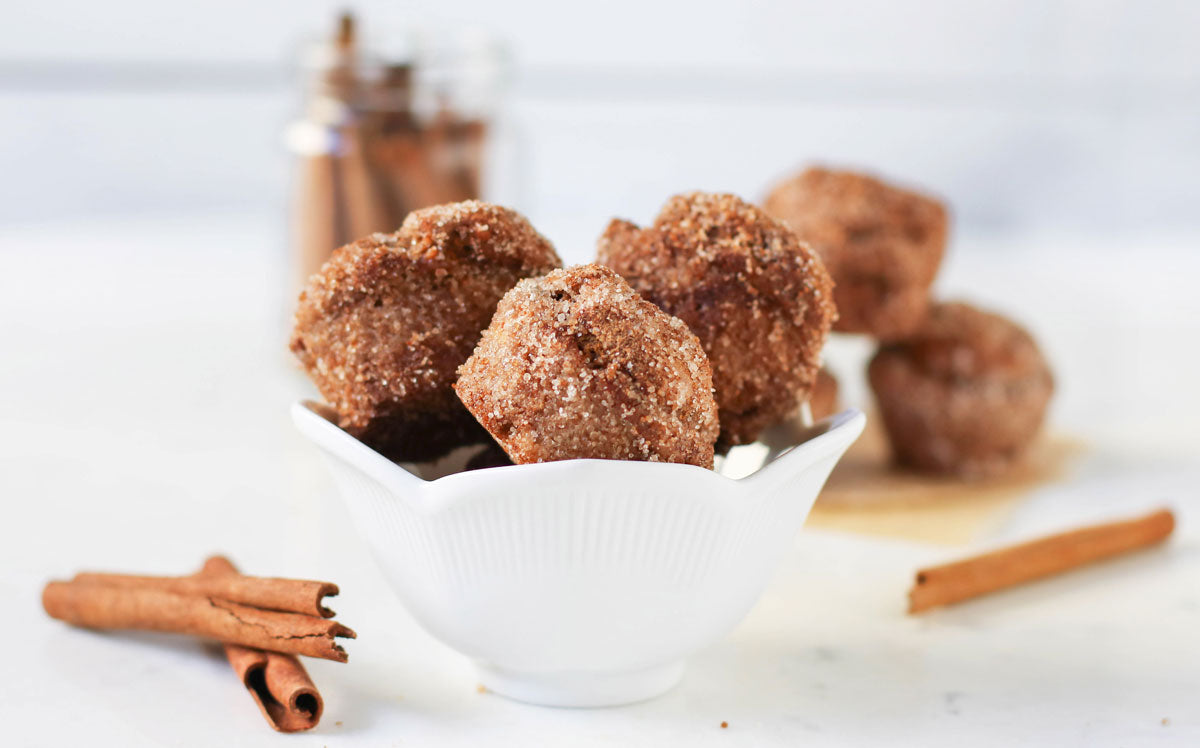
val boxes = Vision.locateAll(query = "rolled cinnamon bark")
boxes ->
[202,557,324,732]
[909,508,1175,613]
[70,570,338,618]
[42,582,355,662]
[293,153,346,288]
[222,644,323,732]
[340,122,396,240]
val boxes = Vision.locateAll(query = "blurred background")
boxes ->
[2,0,1199,454]
[4,0,1199,244]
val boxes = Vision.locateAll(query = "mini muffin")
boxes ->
[454,264,719,467]
[290,201,561,461]
[597,192,835,449]
[763,167,948,340]
[868,302,1053,477]
[807,367,839,421]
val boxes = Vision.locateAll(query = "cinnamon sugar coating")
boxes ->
[453,264,720,467]
[869,302,1054,477]
[290,201,561,460]
[597,192,836,448]
[764,167,948,339]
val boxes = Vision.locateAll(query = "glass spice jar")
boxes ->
[284,15,514,297]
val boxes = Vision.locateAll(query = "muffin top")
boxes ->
[879,301,1051,382]
[597,191,836,447]
[454,263,719,467]
[763,166,947,284]
[291,200,561,431]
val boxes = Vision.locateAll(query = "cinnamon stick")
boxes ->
[202,557,323,732]
[71,570,338,618]
[908,508,1175,613]
[42,582,355,662]
[292,152,346,289]
[223,644,323,732]
[339,120,397,239]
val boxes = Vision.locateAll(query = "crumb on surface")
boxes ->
[720,721,729,729]
[476,684,488,694]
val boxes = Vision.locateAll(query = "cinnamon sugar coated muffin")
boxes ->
[868,302,1054,477]
[597,192,836,449]
[453,264,720,467]
[290,201,561,461]
[763,167,948,340]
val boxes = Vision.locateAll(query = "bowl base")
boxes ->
[474,660,685,708]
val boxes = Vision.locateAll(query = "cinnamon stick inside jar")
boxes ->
[286,13,506,294]
[908,508,1175,613]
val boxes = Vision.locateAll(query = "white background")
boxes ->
[2,0,1199,245]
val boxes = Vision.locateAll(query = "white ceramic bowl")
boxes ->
[293,401,864,707]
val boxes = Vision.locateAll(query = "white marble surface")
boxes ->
[1,216,1197,746]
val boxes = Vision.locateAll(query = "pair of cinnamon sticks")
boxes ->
[43,556,352,732]
[908,508,1175,613]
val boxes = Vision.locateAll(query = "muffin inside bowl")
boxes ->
[289,197,857,705]
[293,400,864,706]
